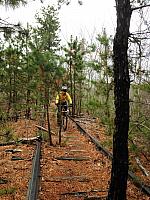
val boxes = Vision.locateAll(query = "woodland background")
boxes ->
[0,0,150,199]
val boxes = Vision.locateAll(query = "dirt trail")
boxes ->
[39,121,111,200]
[0,115,149,199]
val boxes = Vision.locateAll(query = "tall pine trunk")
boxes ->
[108,0,132,199]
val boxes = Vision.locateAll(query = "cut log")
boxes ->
[0,141,16,146]
[0,136,41,146]
[19,136,42,144]
[11,156,24,161]
[5,149,22,153]
[55,156,90,161]
[70,149,86,152]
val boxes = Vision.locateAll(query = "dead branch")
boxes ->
[35,125,55,135]
[133,122,150,131]
[130,31,150,35]
[129,100,150,105]
[135,157,149,176]
[129,138,150,162]
[132,4,150,11]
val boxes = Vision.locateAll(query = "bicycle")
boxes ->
[57,104,69,145]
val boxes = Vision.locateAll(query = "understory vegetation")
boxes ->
[0,1,149,183]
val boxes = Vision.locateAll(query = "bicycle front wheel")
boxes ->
[58,122,62,145]
[63,115,68,131]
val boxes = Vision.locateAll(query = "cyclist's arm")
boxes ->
[55,94,59,104]
[66,93,72,105]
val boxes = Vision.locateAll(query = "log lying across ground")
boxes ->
[0,136,42,146]
[135,157,149,176]
[55,156,91,161]
[35,125,55,135]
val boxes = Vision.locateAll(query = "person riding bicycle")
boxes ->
[55,85,72,124]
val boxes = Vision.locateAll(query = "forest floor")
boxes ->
[0,106,149,200]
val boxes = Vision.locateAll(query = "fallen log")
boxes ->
[55,156,91,161]
[0,136,42,146]
[19,136,42,144]
[135,157,149,176]
[0,141,16,146]
[35,125,55,135]
[11,156,24,161]
[5,149,22,153]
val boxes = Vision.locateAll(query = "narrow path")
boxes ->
[39,121,110,200]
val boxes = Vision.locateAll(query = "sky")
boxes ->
[0,0,116,43]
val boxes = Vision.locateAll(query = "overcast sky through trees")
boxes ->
[0,0,116,43]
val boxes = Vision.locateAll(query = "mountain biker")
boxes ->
[55,85,72,124]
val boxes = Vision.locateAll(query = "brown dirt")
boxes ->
[0,113,149,200]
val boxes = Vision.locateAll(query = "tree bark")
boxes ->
[108,0,132,199]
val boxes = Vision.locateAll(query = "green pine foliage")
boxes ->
[0,2,149,157]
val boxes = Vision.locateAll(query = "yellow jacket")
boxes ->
[55,92,72,105]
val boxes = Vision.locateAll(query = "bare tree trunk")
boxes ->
[7,72,12,115]
[25,27,31,120]
[78,80,82,115]
[69,58,73,115]
[108,0,132,199]
[12,71,18,122]
[26,88,31,119]
[45,86,53,146]
[46,103,53,146]
[73,64,76,116]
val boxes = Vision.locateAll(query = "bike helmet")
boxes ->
[61,85,67,92]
